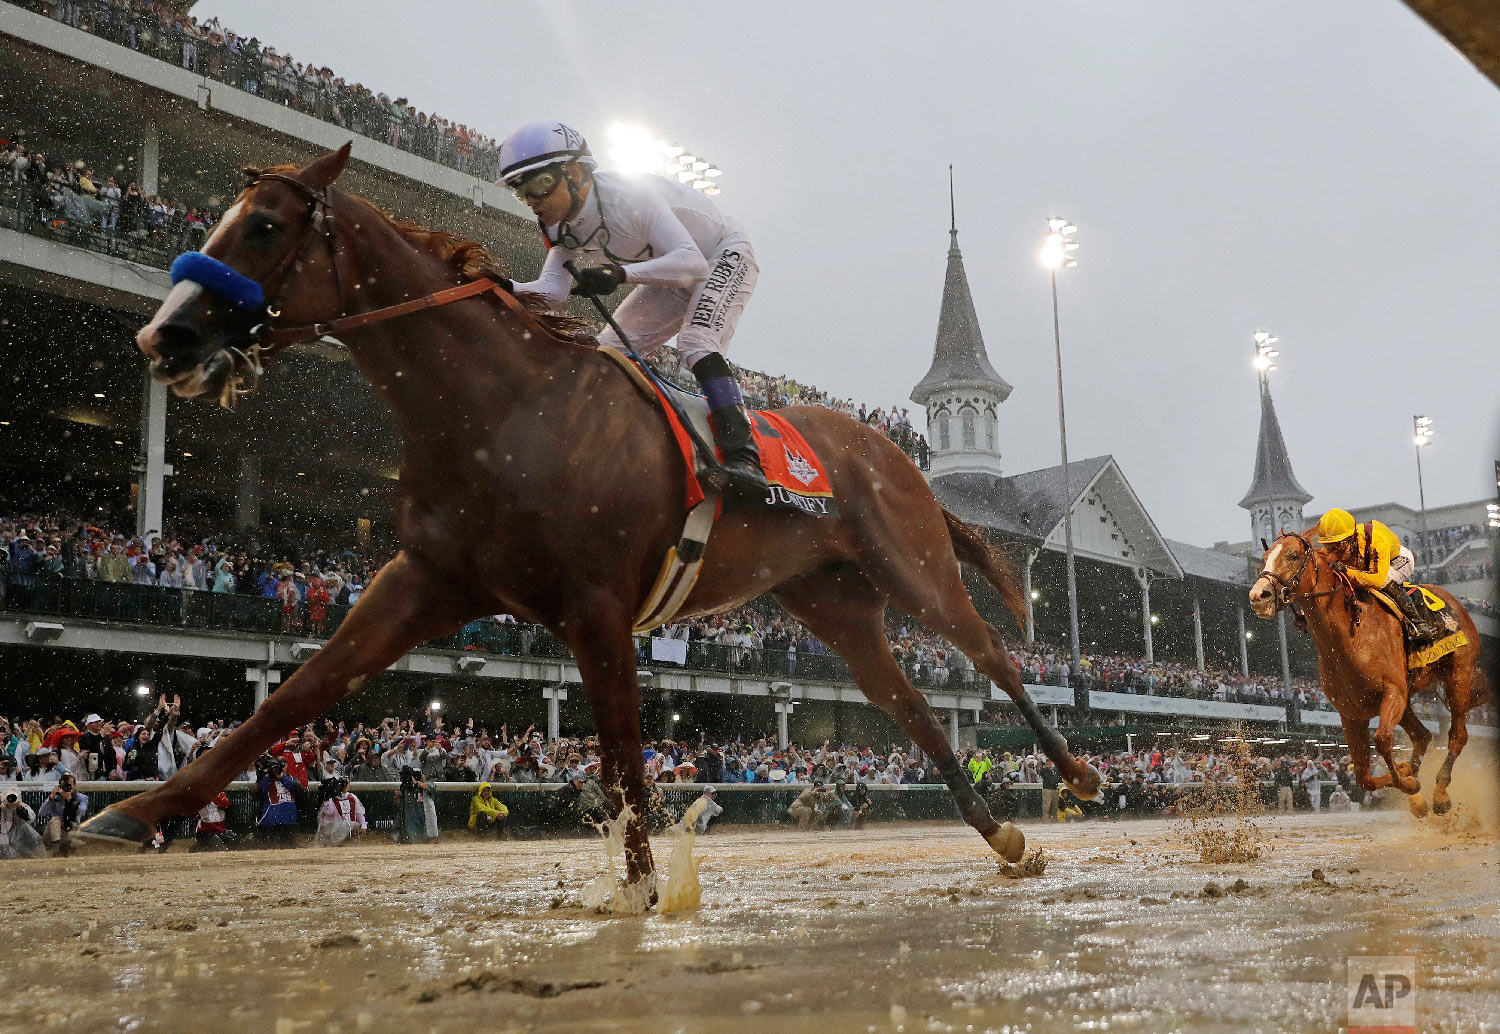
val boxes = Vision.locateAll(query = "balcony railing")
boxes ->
[0,180,201,271]
[0,573,989,691]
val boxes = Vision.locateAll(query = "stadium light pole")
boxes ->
[1412,415,1433,578]
[1040,217,1081,671]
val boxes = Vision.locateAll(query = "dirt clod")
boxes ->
[316,933,361,949]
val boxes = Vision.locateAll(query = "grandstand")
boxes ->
[1,1,1495,755]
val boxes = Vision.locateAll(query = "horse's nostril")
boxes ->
[152,322,203,360]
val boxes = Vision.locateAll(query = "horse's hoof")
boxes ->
[1432,796,1452,816]
[987,822,1026,863]
[74,809,154,851]
[1407,795,1430,819]
[1066,765,1102,802]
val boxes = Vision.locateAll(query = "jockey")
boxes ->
[498,119,766,492]
[1315,508,1430,633]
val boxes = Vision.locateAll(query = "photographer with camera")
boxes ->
[35,772,89,856]
[0,786,44,859]
[395,765,436,844]
[254,754,301,847]
[316,776,366,847]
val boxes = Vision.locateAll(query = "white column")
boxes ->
[1136,569,1154,664]
[140,123,160,196]
[1022,549,1038,644]
[245,666,281,709]
[1192,593,1205,672]
[1237,605,1250,676]
[775,700,791,748]
[543,684,567,742]
[948,708,960,751]
[1277,610,1293,695]
[135,370,169,540]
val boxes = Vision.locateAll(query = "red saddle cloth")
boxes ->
[646,377,837,516]
[748,410,838,516]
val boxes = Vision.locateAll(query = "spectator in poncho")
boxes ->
[467,782,508,837]
[316,778,366,846]
[0,789,43,860]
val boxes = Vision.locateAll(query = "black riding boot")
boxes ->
[1390,583,1430,639]
[692,353,768,493]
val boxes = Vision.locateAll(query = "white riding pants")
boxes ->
[599,238,758,370]
[1385,547,1416,587]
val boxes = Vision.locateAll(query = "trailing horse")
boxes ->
[78,144,1099,895]
[1250,531,1486,815]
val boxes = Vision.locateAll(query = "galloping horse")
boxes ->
[1250,531,1486,814]
[79,144,1099,892]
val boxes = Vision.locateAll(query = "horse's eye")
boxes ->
[246,217,280,241]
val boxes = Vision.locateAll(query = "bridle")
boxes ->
[1257,531,1356,630]
[172,172,556,407]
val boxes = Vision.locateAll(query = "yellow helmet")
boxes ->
[1318,508,1357,543]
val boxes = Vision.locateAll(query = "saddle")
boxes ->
[598,348,838,633]
[1368,583,1466,670]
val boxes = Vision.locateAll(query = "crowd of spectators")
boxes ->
[1433,558,1494,588]
[1,128,217,256]
[1003,640,1327,709]
[8,503,1498,727]
[12,0,508,179]
[1,694,1402,857]
[2,509,388,634]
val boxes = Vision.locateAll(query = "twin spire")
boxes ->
[909,166,1012,406]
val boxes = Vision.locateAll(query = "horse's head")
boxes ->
[136,143,353,405]
[1248,530,1317,619]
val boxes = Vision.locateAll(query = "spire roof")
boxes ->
[910,170,1012,406]
[1238,388,1313,509]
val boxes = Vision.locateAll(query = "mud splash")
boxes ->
[579,804,654,914]
[657,797,712,912]
[1178,728,1271,864]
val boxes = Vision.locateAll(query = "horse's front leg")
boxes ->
[1341,716,1391,793]
[80,552,480,845]
[1372,684,1421,795]
[563,601,656,904]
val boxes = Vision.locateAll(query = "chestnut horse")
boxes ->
[1250,530,1485,815]
[79,145,1098,891]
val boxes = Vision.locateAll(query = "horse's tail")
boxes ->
[1471,666,1493,711]
[943,507,1028,634]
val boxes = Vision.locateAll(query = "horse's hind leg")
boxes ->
[1433,659,1473,815]
[772,568,1026,863]
[854,527,1099,799]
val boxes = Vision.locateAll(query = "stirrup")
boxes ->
[704,460,767,494]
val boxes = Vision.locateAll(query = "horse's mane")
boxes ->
[244,165,592,341]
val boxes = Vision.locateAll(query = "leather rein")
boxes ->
[243,173,552,356]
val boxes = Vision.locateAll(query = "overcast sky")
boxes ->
[198,0,1500,545]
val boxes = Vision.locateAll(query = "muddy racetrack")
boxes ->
[5,807,1498,1034]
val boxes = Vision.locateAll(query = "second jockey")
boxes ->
[498,119,766,492]
[1316,508,1432,636]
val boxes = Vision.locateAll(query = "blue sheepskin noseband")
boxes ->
[170,252,266,311]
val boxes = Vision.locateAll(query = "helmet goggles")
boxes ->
[511,165,567,204]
